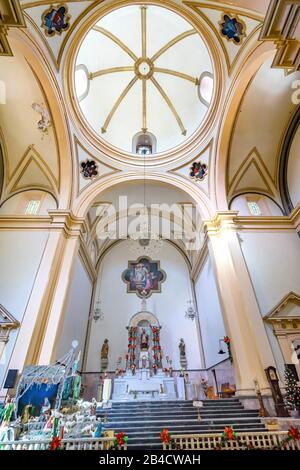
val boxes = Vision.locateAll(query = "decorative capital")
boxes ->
[48,210,86,238]
[204,211,239,236]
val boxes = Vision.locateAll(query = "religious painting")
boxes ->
[41,4,70,37]
[190,161,208,181]
[122,256,166,298]
[219,13,246,44]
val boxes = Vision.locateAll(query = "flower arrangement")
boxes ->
[160,428,172,444]
[49,436,62,450]
[224,336,233,363]
[115,368,126,377]
[114,432,128,447]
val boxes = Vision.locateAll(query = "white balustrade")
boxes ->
[0,437,127,451]
[163,431,300,450]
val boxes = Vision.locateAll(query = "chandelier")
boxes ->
[185,300,198,321]
[90,299,104,322]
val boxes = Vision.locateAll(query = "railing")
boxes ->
[0,437,127,451]
[163,431,300,450]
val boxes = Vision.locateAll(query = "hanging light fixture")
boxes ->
[128,149,163,253]
[185,300,198,321]
[91,299,104,322]
[90,282,104,322]
[218,339,226,355]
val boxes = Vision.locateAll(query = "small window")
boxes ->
[137,144,152,156]
[132,131,157,155]
[25,200,41,215]
[247,201,261,216]
[75,65,90,102]
[198,72,214,107]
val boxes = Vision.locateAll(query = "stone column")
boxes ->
[0,329,9,363]
[205,212,275,396]
[8,212,84,369]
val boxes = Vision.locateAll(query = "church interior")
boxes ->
[0,0,300,452]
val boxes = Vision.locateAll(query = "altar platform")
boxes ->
[112,370,177,401]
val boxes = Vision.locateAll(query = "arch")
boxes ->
[214,41,275,210]
[279,106,300,215]
[129,310,160,328]
[229,192,284,216]
[132,131,157,155]
[0,141,4,201]
[95,238,193,275]
[73,172,213,219]
[9,30,73,209]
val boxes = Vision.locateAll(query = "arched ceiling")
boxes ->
[0,44,59,202]
[227,55,300,204]
[87,181,201,262]
[74,4,213,154]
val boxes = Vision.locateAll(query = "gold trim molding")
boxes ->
[259,0,300,72]
[0,0,26,56]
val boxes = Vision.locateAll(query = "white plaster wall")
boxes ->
[55,255,93,371]
[287,125,300,208]
[194,256,228,368]
[231,194,283,216]
[85,240,202,371]
[0,191,57,215]
[239,231,300,375]
[0,230,49,387]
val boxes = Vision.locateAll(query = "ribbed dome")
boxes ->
[74,4,214,154]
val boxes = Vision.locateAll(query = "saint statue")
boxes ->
[100,339,109,372]
[41,397,51,416]
[101,339,109,359]
[140,329,149,351]
[179,338,186,358]
[179,338,187,369]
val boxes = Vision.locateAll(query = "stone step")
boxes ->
[103,423,265,434]
[101,417,263,426]
[111,399,240,407]
[100,409,256,417]
[99,413,259,423]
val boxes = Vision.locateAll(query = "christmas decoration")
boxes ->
[49,436,62,450]
[288,426,300,441]
[114,432,128,447]
[160,428,171,444]
[284,365,300,411]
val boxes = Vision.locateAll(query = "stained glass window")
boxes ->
[247,201,261,216]
[25,200,41,215]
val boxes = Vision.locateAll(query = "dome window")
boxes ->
[198,72,214,107]
[132,132,157,156]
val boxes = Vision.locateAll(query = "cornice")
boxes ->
[203,204,300,235]
[204,210,239,235]
[0,210,86,237]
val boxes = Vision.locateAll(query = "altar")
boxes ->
[112,303,177,401]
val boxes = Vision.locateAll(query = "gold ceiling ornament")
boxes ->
[89,5,200,137]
